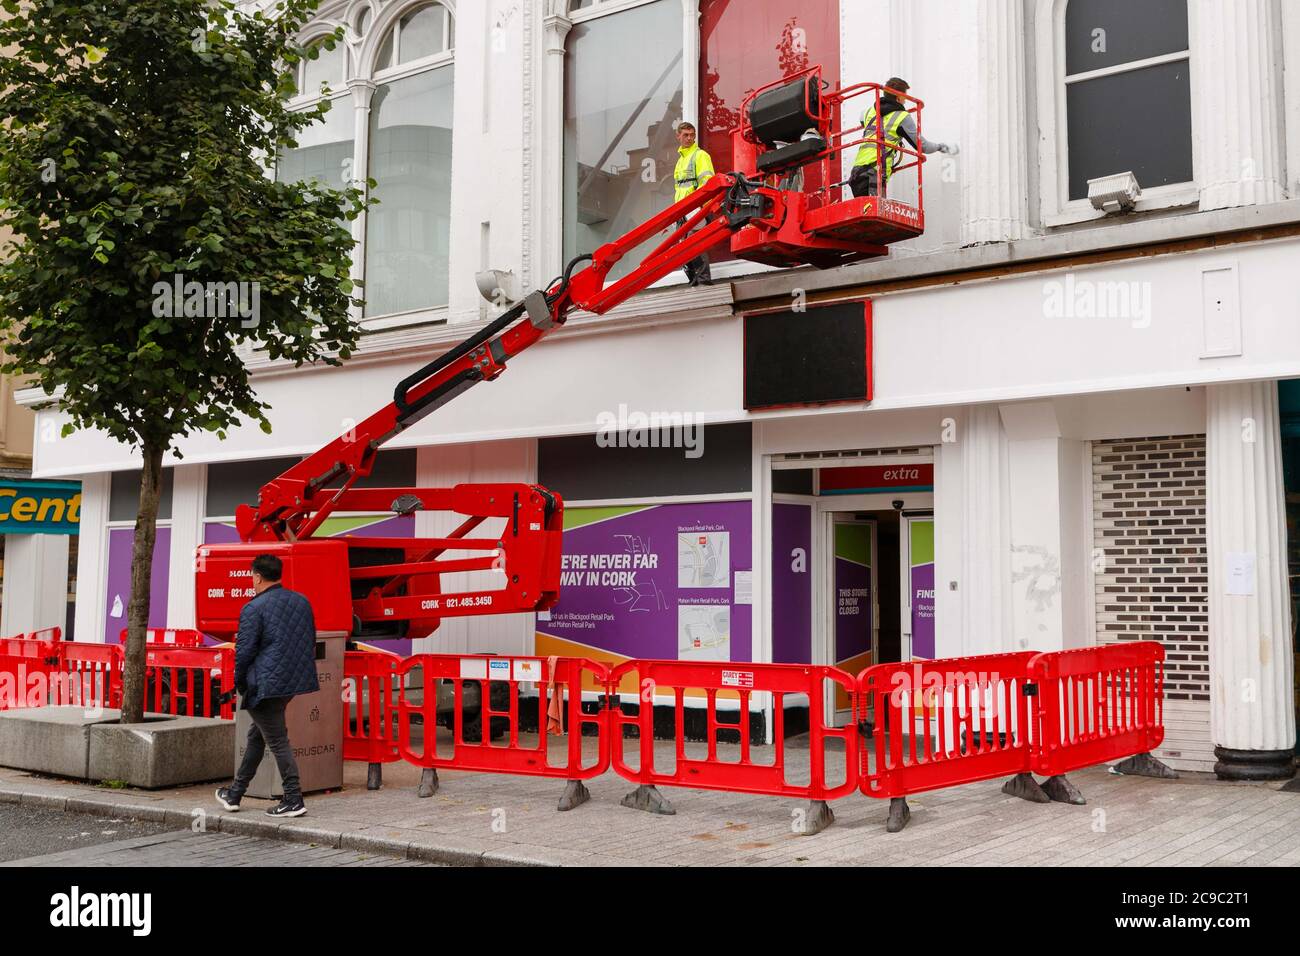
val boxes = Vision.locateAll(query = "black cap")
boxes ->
[885,77,909,94]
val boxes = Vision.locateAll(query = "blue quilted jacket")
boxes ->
[234,584,320,710]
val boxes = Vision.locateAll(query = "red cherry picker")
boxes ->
[195,70,926,639]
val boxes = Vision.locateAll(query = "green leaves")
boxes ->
[0,0,362,455]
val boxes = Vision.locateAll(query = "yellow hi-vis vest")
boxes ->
[674,144,715,202]
[853,106,909,175]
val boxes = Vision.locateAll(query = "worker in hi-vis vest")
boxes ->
[673,121,715,286]
[849,77,956,198]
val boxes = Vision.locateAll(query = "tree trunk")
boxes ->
[119,439,164,724]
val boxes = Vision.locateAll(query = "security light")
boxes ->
[1087,171,1142,213]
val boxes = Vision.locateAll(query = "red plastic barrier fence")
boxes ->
[0,636,60,662]
[0,653,53,710]
[1,630,68,710]
[609,660,859,801]
[343,650,402,765]
[118,627,207,647]
[1030,642,1164,776]
[397,653,610,780]
[857,652,1038,798]
[50,642,123,710]
[140,644,235,719]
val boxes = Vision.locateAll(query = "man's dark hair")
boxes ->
[885,77,910,95]
[251,553,283,582]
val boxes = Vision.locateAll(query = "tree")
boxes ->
[0,0,368,722]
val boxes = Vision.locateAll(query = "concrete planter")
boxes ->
[0,707,234,789]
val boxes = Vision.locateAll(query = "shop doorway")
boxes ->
[817,494,932,725]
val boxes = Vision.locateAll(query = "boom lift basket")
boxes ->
[731,67,925,269]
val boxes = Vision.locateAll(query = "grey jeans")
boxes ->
[848,164,883,197]
[231,696,302,802]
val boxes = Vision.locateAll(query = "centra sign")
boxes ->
[0,479,81,534]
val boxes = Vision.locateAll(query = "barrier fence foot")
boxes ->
[1110,751,1179,780]
[621,784,675,815]
[1001,772,1051,803]
[367,762,383,791]
[885,797,910,833]
[801,799,834,835]
[557,779,591,812]
[1041,774,1086,805]
[417,768,439,798]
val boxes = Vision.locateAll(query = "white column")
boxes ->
[961,0,1029,245]
[539,4,573,285]
[165,463,206,629]
[72,472,111,643]
[958,405,1013,655]
[1283,0,1300,198]
[1191,0,1287,210]
[680,0,700,126]
[347,79,377,327]
[1000,402,1089,654]
[1205,382,1296,779]
[1,533,69,636]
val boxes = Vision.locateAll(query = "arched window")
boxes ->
[276,1,456,325]
[1038,0,1193,223]
[296,37,346,99]
[376,2,454,71]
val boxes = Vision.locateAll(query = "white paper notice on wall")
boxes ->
[734,571,754,605]
[1226,551,1255,596]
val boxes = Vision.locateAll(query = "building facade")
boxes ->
[18,0,1300,776]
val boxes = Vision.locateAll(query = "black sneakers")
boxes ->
[266,798,307,818]
[218,787,305,817]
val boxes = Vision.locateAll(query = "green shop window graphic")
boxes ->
[0,480,82,534]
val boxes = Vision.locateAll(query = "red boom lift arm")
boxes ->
[195,73,924,641]
[197,173,787,639]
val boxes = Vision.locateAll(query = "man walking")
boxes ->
[216,553,320,818]
[673,121,715,286]
[849,77,956,198]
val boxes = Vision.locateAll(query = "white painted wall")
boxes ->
[411,438,538,656]
[1,534,69,636]
[72,473,110,644]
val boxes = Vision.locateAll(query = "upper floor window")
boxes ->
[1038,0,1193,224]
[277,1,455,326]
[563,0,684,284]
[297,38,346,98]
[376,2,455,72]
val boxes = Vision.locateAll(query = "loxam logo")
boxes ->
[50,886,151,936]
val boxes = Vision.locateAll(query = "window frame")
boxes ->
[1035,0,1198,228]
[278,0,457,332]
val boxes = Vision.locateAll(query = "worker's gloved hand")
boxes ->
[940,142,960,155]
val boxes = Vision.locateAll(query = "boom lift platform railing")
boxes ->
[730,67,925,268]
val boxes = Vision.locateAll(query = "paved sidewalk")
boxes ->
[1,736,1296,866]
